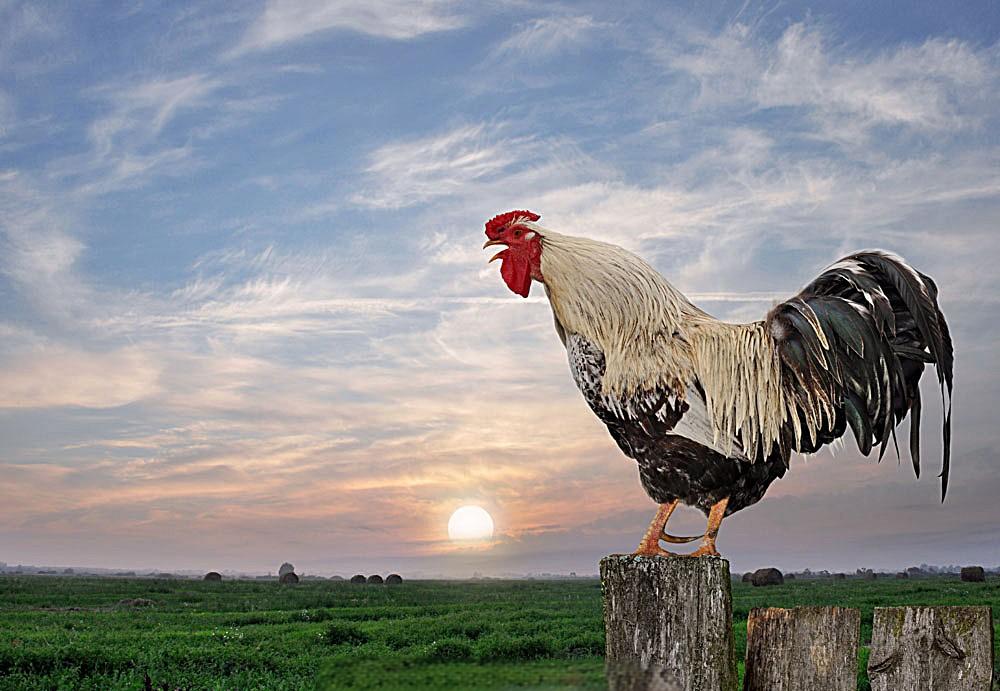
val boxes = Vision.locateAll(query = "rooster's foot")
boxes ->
[632,541,678,558]
[681,536,720,558]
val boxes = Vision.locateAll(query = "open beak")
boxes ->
[483,238,507,263]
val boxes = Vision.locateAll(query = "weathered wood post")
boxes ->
[743,607,859,691]
[601,555,737,691]
[868,606,994,690]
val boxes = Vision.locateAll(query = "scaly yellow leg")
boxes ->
[633,501,680,557]
[687,497,730,558]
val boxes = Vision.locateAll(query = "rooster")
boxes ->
[483,210,953,557]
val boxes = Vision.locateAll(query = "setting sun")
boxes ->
[447,505,495,541]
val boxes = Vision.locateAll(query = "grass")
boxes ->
[0,574,996,689]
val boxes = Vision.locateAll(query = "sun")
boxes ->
[447,505,495,541]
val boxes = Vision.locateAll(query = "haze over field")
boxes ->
[1,1,998,577]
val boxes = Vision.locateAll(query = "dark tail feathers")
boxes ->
[822,251,954,499]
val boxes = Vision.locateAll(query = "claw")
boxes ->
[633,543,677,558]
[660,532,702,544]
[684,542,721,558]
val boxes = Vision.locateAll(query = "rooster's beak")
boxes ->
[483,239,507,263]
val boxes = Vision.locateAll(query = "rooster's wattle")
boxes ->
[483,210,954,557]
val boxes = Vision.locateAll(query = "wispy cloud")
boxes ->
[0,90,14,136]
[46,67,284,198]
[664,22,996,143]
[0,1,67,77]
[233,0,469,54]
[88,74,223,152]
[0,170,88,317]
[488,15,605,62]
[46,73,234,195]
[353,124,538,209]
[0,2,65,144]
[0,346,160,408]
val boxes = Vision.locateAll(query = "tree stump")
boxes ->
[601,555,737,691]
[743,607,859,691]
[868,606,994,690]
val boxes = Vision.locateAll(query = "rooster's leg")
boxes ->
[633,501,680,557]
[687,497,730,558]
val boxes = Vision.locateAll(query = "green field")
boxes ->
[0,574,997,689]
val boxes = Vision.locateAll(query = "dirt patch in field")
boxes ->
[117,598,156,608]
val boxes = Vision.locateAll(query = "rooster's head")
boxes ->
[483,210,543,298]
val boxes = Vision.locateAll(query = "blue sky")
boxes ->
[1,0,998,576]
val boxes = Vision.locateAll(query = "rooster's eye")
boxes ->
[514,229,522,237]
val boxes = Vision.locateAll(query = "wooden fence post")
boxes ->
[743,607,859,691]
[868,606,994,690]
[600,555,737,691]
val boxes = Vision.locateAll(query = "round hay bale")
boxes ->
[366,574,384,584]
[961,566,985,582]
[278,562,295,577]
[896,572,909,579]
[785,573,796,580]
[833,573,847,580]
[741,572,753,583]
[279,572,299,584]
[751,568,783,587]
[203,571,222,582]
[863,571,877,580]
[385,574,403,585]
[330,575,344,581]
[350,574,366,584]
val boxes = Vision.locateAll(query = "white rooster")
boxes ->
[483,210,953,557]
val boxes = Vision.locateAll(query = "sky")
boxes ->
[1,0,998,577]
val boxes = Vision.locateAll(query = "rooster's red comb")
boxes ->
[485,210,540,236]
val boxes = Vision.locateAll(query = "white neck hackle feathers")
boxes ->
[534,224,814,462]
[537,228,694,393]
